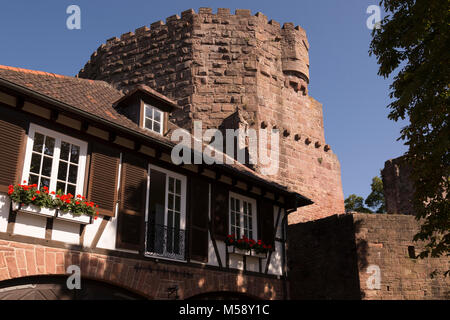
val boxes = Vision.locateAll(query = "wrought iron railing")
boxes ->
[146,224,186,261]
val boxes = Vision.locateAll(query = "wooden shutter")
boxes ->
[0,111,27,192]
[258,198,275,248]
[211,183,229,241]
[116,153,147,251]
[87,143,120,217]
[189,176,209,262]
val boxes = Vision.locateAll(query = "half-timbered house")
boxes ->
[0,65,312,300]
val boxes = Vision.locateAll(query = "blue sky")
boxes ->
[0,0,408,201]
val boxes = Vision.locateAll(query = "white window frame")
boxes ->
[144,164,187,260]
[143,104,164,135]
[229,192,258,239]
[21,123,88,196]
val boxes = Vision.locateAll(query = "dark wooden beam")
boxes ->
[80,121,89,133]
[108,132,117,143]
[16,96,24,109]
[50,109,59,121]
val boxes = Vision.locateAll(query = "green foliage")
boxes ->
[345,194,373,213]
[370,0,450,263]
[365,176,386,213]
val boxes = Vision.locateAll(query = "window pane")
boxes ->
[68,164,78,184]
[145,106,153,118]
[175,195,181,212]
[40,178,50,189]
[30,153,41,174]
[231,212,235,226]
[231,197,235,211]
[154,110,162,122]
[144,119,153,130]
[44,136,55,156]
[41,156,53,177]
[168,193,174,210]
[169,177,174,193]
[248,203,252,215]
[60,142,70,161]
[70,145,80,164]
[153,122,161,133]
[167,210,174,229]
[174,212,180,230]
[56,181,66,193]
[67,184,76,196]
[176,179,181,194]
[57,161,68,181]
[33,133,44,153]
[29,174,39,186]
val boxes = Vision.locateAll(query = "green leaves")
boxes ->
[370,0,450,269]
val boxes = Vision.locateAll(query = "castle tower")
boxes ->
[78,8,345,222]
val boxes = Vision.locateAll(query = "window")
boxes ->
[229,192,257,239]
[145,164,186,260]
[143,104,164,134]
[22,124,88,195]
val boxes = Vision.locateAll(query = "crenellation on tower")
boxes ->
[78,8,345,222]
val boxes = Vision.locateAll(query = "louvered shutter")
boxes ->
[189,176,209,262]
[0,111,27,192]
[211,183,229,241]
[87,143,120,217]
[116,153,147,251]
[258,198,275,249]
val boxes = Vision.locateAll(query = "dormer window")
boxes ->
[113,85,179,136]
[144,104,164,135]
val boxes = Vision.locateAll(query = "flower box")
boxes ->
[12,202,56,218]
[227,245,251,256]
[251,250,268,259]
[56,210,91,225]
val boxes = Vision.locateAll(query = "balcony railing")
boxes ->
[145,224,186,261]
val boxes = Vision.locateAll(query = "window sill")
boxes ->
[226,246,268,259]
[12,202,92,225]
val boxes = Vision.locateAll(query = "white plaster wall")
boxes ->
[96,216,118,250]
[51,219,80,245]
[228,254,244,270]
[246,256,259,273]
[0,193,10,233]
[13,212,47,239]
[82,215,103,247]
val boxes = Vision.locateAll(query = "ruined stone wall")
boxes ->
[381,157,415,215]
[288,213,450,300]
[78,8,345,222]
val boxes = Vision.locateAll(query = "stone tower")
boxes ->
[78,8,345,223]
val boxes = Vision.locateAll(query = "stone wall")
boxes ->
[78,8,345,223]
[288,213,450,300]
[0,238,285,300]
[381,157,415,215]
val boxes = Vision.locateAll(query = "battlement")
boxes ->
[81,8,310,83]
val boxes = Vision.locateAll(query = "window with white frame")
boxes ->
[22,124,88,195]
[145,164,186,260]
[229,192,257,239]
[143,104,164,134]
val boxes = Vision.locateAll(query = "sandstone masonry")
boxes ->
[288,213,450,300]
[78,8,345,222]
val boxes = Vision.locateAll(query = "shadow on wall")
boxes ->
[287,214,366,300]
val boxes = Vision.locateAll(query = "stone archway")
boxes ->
[0,276,146,300]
